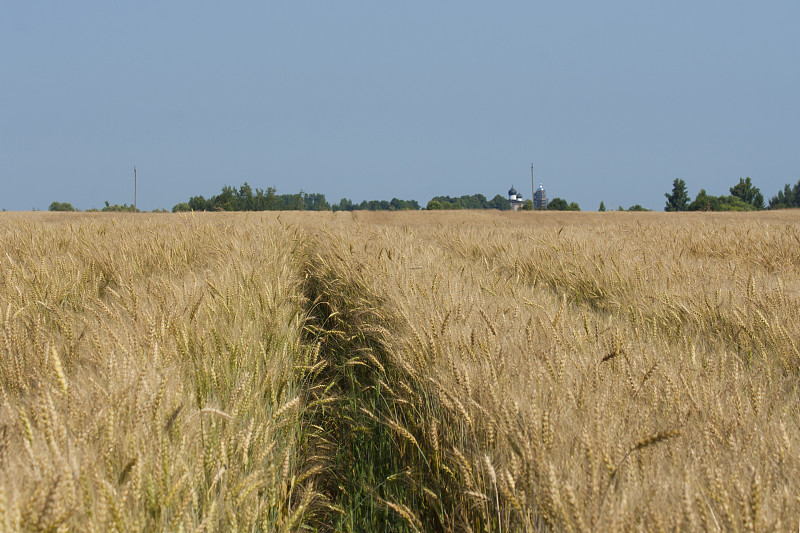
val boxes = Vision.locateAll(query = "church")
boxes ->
[508,186,524,211]
[508,183,548,210]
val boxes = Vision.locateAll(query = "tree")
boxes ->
[102,202,138,212]
[172,202,191,212]
[303,193,330,211]
[49,201,76,212]
[687,189,717,211]
[664,179,690,211]
[768,180,800,209]
[238,182,254,210]
[188,196,210,211]
[426,200,443,210]
[627,204,649,211]
[389,198,420,210]
[687,190,755,211]
[214,185,237,211]
[333,198,353,212]
[769,184,794,209]
[729,177,764,209]
[546,198,580,211]
[599,201,606,212]
[489,195,511,210]
[522,199,534,211]
[291,192,304,210]
[254,186,277,210]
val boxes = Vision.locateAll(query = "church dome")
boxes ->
[508,186,518,197]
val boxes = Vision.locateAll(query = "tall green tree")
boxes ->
[253,186,277,210]
[664,179,690,211]
[729,177,764,209]
[215,185,237,210]
[768,180,800,209]
[599,201,606,212]
[333,198,354,211]
[238,182,255,210]
[188,195,210,211]
[303,193,330,211]
[489,195,511,210]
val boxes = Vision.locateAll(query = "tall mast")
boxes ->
[531,163,535,205]
[134,166,137,212]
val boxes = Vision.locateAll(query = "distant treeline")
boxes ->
[174,187,540,212]
[170,183,420,212]
[426,194,512,210]
[665,177,800,211]
[332,197,421,211]
[49,201,142,213]
[45,176,799,213]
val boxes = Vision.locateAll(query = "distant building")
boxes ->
[534,183,548,209]
[508,186,524,211]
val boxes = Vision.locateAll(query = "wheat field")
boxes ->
[1,210,798,531]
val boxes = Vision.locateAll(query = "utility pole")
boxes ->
[134,166,137,212]
[531,163,535,206]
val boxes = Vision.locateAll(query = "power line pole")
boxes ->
[134,165,137,212]
[531,163,535,205]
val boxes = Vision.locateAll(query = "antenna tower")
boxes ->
[134,166,137,212]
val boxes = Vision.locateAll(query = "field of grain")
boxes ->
[1,210,798,531]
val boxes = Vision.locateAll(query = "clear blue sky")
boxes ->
[2,1,798,211]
